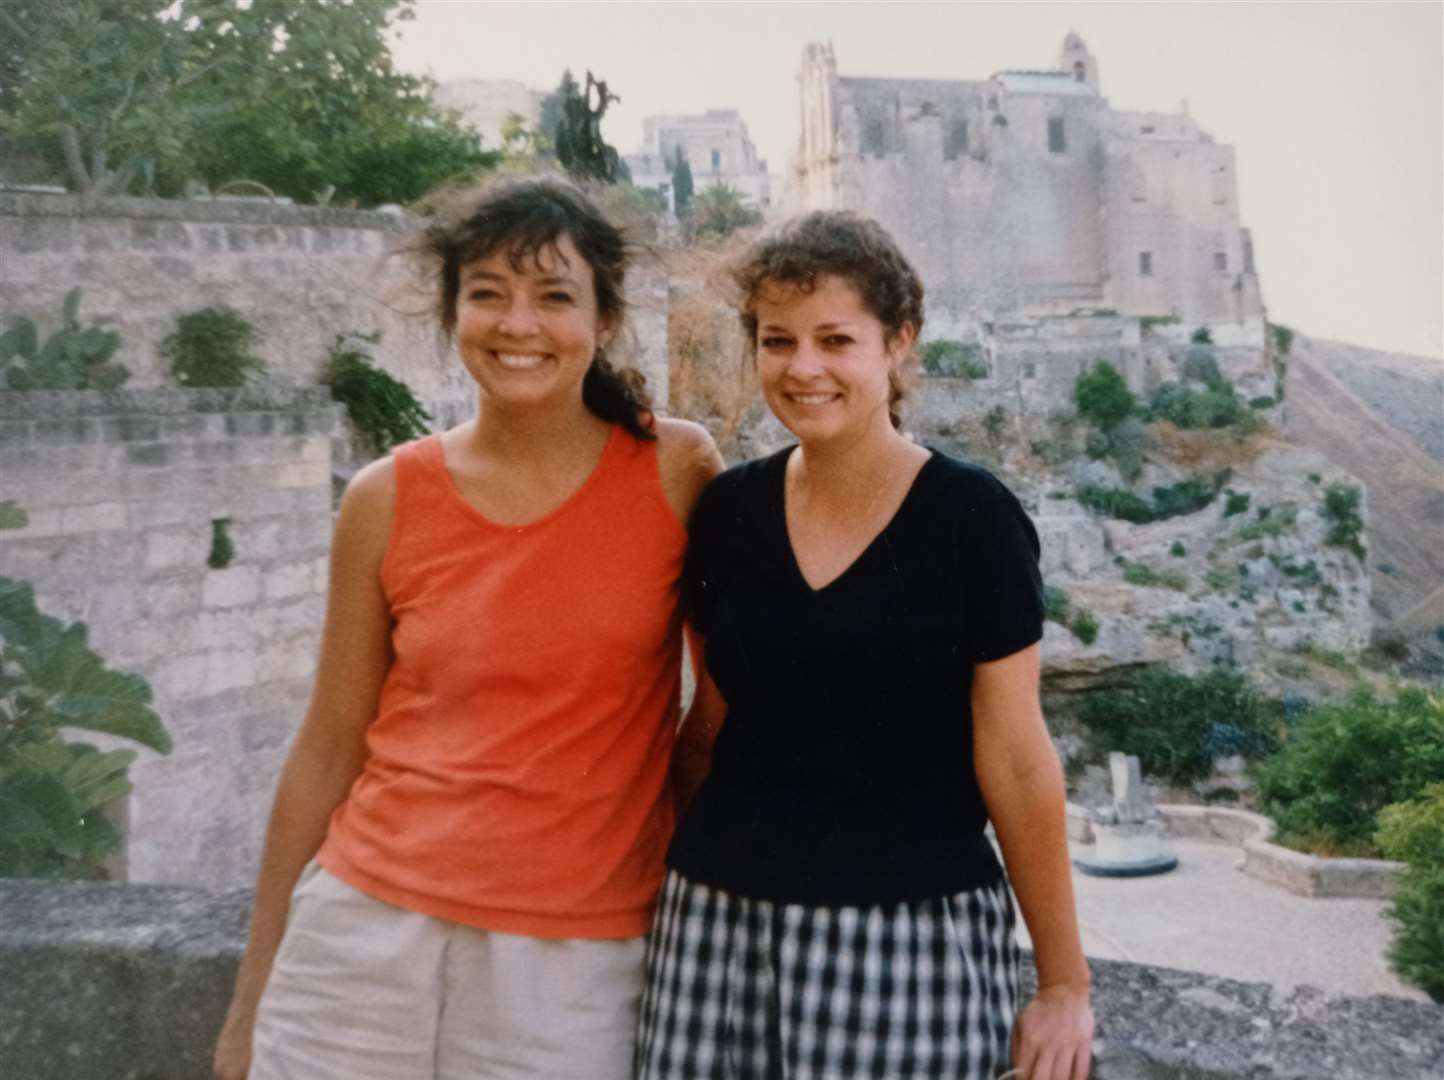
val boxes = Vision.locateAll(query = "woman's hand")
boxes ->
[212,998,256,1080]
[1010,981,1094,1080]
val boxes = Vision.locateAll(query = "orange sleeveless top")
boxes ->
[318,426,687,938]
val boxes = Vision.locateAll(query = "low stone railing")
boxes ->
[1066,802,1404,899]
[1,879,1440,1079]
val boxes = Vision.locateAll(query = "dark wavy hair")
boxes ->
[424,177,654,440]
[730,211,925,429]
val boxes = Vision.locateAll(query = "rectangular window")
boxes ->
[1139,251,1153,277]
[1214,252,1228,272]
[711,149,721,173]
[1048,117,1066,154]
[944,119,968,161]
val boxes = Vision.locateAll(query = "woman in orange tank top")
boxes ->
[214,178,722,1080]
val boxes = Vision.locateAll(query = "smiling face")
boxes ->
[754,274,914,447]
[453,233,610,411]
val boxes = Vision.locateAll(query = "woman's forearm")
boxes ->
[987,754,1090,990]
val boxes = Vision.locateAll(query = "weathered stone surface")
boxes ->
[1,880,1438,1080]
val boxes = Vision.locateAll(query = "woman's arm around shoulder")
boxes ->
[654,417,725,527]
[972,643,1094,1080]
[212,456,398,1080]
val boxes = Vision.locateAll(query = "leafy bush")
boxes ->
[1043,585,1070,624]
[1223,490,1251,517]
[1,289,129,391]
[324,334,431,454]
[1181,346,1221,384]
[1322,484,1365,560]
[1073,360,1135,430]
[1147,380,1247,429]
[1069,609,1099,645]
[1085,416,1148,482]
[1139,315,1180,334]
[1233,503,1297,541]
[162,307,265,388]
[0,502,28,530]
[1271,323,1295,356]
[919,339,987,379]
[1254,688,1444,856]
[1190,326,1214,345]
[1077,485,1154,523]
[1249,396,1276,410]
[1078,668,1278,785]
[1,578,172,879]
[1170,541,1186,558]
[1377,783,1444,1002]
[1078,474,1222,525]
[1123,562,1187,591]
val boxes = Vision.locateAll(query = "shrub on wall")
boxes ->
[1073,360,1136,431]
[1147,379,1247,430]
[1077,667,1277,786]
[1253,688,1444,857]
[1322,484,1366,561]
[0,577,173,879]
[162,307,266,388]
[1078,473,1223,525]
[0,289,130,391]
[323,334,432,455]
[919,339,987,379]
[1376,782,1444,1003]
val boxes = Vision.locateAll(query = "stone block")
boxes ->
[273,461,330,489]
[101,416,162,443]
[128,500,195,529]
[125,442,171,467]
[144,527,209,571]
[154,653,210,700]
[33,418,99,445]
[224,412,274,438]
[0,420,31,448]
[204,648,257,693]
[201,566,260,609]
[264,560,317,601]
[60,501,128,534]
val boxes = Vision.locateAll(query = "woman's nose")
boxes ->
[787,342,826,377]
[497,296,541,336]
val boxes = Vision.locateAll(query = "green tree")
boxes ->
[686,183,762,241]
[0,577,172,879]
[550,70,625,183]
[537,69,579,149]
[1377,782,1444,1002]
[1073,360,1136,431]
[671,148,695,216]
[0,0,492,204]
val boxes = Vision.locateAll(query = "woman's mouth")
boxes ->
[495,352,548,371]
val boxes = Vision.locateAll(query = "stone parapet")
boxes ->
[1,879,1439,1079]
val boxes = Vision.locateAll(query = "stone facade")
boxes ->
[625,110,774,213]
[0,193,670,432]
[0,388,337,889]
[793,37,1266,338]
[432,78,545,152]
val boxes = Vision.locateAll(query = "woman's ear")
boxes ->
[887,322,918,367]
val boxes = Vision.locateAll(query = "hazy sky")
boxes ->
[391,1,1443,360]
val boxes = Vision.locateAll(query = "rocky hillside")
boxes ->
[1281,334,1444,643]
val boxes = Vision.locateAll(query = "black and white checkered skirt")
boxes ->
[634,870,1020,1080]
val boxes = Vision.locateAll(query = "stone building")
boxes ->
[793,36,1265,337]
[625,110,773,213]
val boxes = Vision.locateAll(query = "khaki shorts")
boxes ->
[251,862,646,1079]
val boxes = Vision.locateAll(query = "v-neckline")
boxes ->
[774,445,936,596]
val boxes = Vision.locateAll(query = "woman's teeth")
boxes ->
[497,353,546,370]
[791,392,838,405]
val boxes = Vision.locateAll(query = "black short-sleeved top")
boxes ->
[668,445,1045,907]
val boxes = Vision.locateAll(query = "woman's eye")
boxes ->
[543,291,574,304]
[823,335,854,347]
[760,336,792,350]
[468,288,499,301]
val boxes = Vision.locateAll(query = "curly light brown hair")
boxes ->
[730,211,925,429]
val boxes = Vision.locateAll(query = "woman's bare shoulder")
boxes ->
[654,418,725,524]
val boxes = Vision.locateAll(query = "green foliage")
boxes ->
[1078,473,1222,525]
[1205,565,1238,593]
[324,334,431,454]
[1223,490,1251,517]
[982,405,1009,448]
[1073,361,1136,431]
[1254,689,1444,856]
[162,307,265,389]
[1,0,490,204]
[1377,784,1444,1002]
[1,289,130,391]
[1170,540,1186,557]
[207,518,234,570]
[0,577,172,879]
[1271,323,1295,356]
[1139,315,1180,334]
[1070,609,1099,645]
[0,502,28,530]
[1043,585,1070,624]
[1181,346,1222,384]
[1122,561,1188,591]
[685,183,764,242]
[1322,484,1365,560]
[550,70,626,183]
[1233,503,1297,542]
[1248,396,1276,410]
[1078,668,1278,786]
[1190,326,1214,345]
[1147,379,1248,429]
[671,149,694,215]
[919,340,987,379]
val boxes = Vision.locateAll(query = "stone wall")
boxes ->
[2,878,1439,1080]
[0,192,670,437]
[0,388,337,890]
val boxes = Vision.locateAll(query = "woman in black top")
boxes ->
[636,213,1093,1080]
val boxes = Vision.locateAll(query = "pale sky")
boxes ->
[392,1,1444,360]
